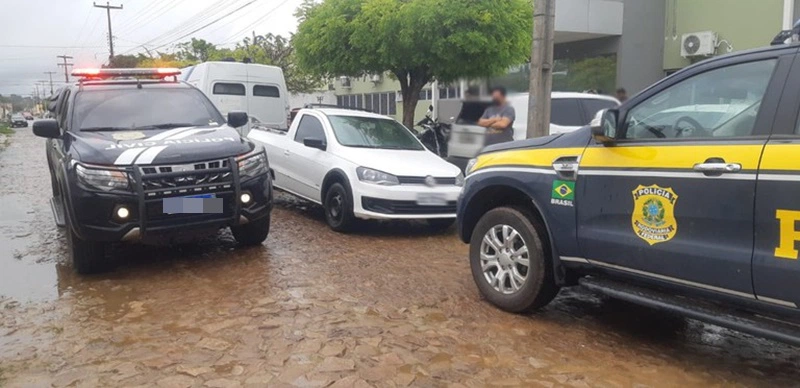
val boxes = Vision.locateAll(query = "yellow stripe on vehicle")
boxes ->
[580,144,765,170]
[759,143,800,172]
[473,147,585,171]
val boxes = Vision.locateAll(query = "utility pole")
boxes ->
[57,55,74,83]
[527,0,556,139]
[94,2,123,63]
[43,71,56,94]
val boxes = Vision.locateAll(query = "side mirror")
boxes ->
[227,111,248,128]
[33,119,60,139]
[590,109,618,144]
[303,137,327,151]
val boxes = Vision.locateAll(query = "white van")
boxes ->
[447,92,619,169]
[182,61,290,130]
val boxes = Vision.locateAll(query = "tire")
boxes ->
[426,218,455,232]
[469,207,559,313]
[66,224,111,274]
[231,215,271,246]
[63,196,111,274]
[324,182,355,232]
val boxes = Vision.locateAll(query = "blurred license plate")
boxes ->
[459,133,478,143]
[163,194,222,214]
[416,193,447,206]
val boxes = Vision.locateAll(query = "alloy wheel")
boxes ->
[480,224,530,294]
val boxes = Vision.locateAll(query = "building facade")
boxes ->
[330,0,798,122]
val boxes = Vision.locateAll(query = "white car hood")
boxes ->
[339,147,461,178]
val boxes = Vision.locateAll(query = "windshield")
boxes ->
[72,88,224,131]
[328,115,425,150]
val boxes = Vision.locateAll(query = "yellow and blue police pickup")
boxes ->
[457,43,800,345]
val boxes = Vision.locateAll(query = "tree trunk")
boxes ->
[394,69,429,129]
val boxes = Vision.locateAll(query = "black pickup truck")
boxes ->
[458,43,800,345]
[35,68,273,274]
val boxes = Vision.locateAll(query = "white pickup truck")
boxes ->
[247,106,464,232]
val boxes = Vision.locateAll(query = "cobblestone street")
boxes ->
[1,129,800,387]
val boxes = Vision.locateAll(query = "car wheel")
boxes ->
[231,215,271,246]
[63,197,111,274]
[324,182,355,232]
[469,207,559,313]
[425,218,455,232]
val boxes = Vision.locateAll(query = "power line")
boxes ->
[120,0,242,55]
[149,0,261,52]
[57,55,74,83]
[44,72,56,94]
[0,44,106,49]
[93,2,124,61]
[220,0,293,44]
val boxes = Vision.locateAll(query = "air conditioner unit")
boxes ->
[339,76,351,88]
[396,91,403,102]
[370,74,382,83]
[681,31,717,58]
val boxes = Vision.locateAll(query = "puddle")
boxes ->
[0,194,58,303]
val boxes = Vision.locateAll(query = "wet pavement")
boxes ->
[1,128,800,387]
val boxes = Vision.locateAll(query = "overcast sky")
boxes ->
[0,0,303,96]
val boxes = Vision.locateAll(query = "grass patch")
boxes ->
[0,124,13,135]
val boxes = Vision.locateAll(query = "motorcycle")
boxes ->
[415,106,451,158]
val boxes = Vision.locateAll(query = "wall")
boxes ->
[663,0,783,71]
[331,75,455,124]
[616,0,666,95]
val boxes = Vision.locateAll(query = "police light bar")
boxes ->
[71,68,182,79]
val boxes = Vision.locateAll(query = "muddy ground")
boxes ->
[1,129,799,387]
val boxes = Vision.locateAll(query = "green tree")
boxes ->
[175,38,219,62]
[293,0,532,127]
[565,56,617,94]
[209,34,321,93]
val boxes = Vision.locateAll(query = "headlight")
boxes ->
[75,164,130,192]
[465,158,478,175]
[356,167,399,186]
[237,150,269,180]
[455,172,465,187]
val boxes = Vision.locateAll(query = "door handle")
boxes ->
[283,150,290,157]
[692,162,741,173]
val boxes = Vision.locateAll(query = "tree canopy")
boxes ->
[293,0,533,126]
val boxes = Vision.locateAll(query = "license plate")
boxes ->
[163,194,223,214]
[459,132,479,144]
[416,193,448,206]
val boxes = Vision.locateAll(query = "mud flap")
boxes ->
[50,197,66,227]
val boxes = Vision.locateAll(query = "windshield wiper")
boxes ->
[138,123,197,129]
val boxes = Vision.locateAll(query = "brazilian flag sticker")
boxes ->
[551,180,575,207]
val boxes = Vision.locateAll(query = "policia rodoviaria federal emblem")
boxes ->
[631,185,678,245]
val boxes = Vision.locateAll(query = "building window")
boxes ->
[336,94,362,109]
[438,86,462,99]
[359,92,397,115]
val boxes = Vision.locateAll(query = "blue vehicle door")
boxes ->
[752,52,800,310]
[576,51,793,298]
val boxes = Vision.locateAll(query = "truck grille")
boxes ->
[139,159,234,198]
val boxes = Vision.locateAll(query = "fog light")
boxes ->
[240,193,252,204]
[116,206,130,219]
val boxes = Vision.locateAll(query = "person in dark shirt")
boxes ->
[616,88,628,103]
[478,87,515,146]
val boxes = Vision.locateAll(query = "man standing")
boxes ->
[615,88,628,103]
[478,87,515,146]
